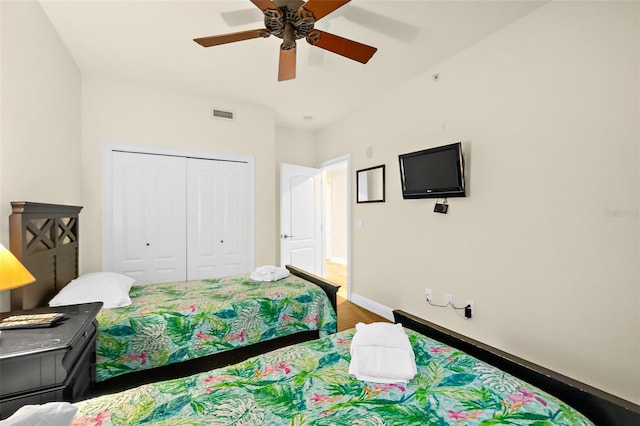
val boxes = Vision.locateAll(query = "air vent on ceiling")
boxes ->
[212,108,234,120]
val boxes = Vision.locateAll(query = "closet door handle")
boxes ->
[146,243,150,246]
[281,234,294,239]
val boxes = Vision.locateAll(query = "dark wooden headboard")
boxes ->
[9,201,82,311]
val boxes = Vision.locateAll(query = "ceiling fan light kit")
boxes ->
[194,0,377,81]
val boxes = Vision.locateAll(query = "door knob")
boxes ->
[281,234,294,239]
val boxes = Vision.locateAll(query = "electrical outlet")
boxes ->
[425,288,432,301]
[465,299,474,319]
[444,293,453,306]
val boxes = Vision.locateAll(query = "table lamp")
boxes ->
[0,243,36,337]
[0,242,35,291]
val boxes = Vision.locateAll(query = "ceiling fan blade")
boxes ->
[301,0,350,21]
[194,29,269,47]
[278,47,296,81]
[306,30,377,64]
[250,0,279,12]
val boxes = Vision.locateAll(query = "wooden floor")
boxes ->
[325,261,389,331]
[337,296,390,332]
[325,260,348,298]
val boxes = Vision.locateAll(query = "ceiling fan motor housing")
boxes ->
[265,0,316,49]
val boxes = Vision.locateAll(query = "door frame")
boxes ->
[318,154,351,300]
[101,141,256,273]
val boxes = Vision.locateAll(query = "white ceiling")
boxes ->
[39,0,546,130]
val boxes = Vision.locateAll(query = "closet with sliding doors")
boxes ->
[106,149,252,285]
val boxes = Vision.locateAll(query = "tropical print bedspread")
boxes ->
[75,328,593,425]
[95,273,336,382]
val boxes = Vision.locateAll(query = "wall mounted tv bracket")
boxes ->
[434,199,448,214]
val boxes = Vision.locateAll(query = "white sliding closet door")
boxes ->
[186,158,249,280]
[109,150,251,285]
[111,151,187,285]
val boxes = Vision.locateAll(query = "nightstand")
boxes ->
[0,302,102,419]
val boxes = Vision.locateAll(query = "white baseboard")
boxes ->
[327,256,347,266]
[350,293,394,322]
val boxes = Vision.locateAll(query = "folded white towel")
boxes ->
[349,322,417,384]
[250,265,290,282]
[351,322,412,349]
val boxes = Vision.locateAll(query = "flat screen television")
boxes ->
[398,142,466,199]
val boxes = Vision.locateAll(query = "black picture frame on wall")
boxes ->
[356,165,385,203]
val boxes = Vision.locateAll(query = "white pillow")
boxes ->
[49,272,135,309]
[1,402,77,426]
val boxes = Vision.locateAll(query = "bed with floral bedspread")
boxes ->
[77,327,592,425]
[95,273,336,382]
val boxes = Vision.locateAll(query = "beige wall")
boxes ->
[81,75,277,273]
[317,1,639,404]
[0,0,81,311]
[328,164,348,263]
[275,127,317,167]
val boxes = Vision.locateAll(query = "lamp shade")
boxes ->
[0,243,35,291]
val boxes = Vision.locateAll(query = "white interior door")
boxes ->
[280,163,322,274]
[112,151,187,284]
[187,158,249,280]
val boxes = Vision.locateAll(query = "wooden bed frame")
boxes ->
[8,201,340,393]
[394,310,640,426]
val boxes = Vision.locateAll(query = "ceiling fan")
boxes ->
[194,0,378,81]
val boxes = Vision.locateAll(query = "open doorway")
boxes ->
[321,158,349,299]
